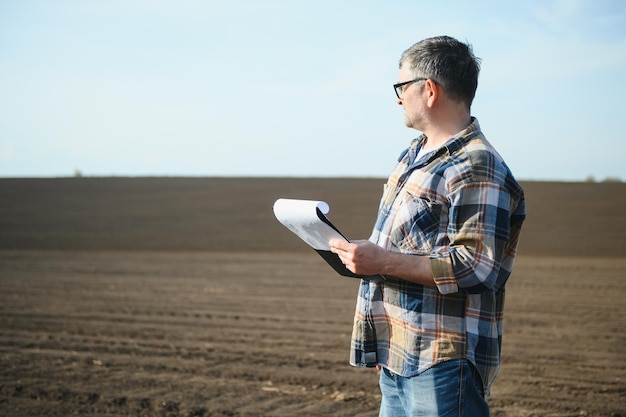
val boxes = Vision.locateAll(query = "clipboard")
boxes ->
[273,198,385,281]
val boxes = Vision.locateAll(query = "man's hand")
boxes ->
[329,239,387,276]
[330,239,436,287]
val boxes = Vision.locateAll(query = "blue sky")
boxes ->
[1,0,625,181]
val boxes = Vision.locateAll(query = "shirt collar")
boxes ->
[398,117,481,165]
[443,117,481,156]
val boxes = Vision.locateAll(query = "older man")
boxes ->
[330,36,526,416]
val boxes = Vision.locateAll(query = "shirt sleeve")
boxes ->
[429,180,514,295]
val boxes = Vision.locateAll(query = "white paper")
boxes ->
[272,198,347,250]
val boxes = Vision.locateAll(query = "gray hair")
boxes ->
[400,36,481,108]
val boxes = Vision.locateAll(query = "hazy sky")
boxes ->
[1,0,625,181]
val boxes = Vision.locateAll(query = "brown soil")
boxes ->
[1,178,625,416]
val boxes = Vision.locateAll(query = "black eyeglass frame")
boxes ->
[393,77,435,99]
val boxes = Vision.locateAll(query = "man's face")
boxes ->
[396,64,425,131]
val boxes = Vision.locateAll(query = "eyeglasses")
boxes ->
[393,78,427,99]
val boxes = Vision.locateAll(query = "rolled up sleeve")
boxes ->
[430,181,514,295]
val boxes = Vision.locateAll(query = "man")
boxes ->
[330,36,526,416]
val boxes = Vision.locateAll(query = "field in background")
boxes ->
[1,178,625,416]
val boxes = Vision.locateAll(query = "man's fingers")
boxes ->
[329,239,350,252]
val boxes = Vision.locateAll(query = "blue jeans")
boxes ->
[378,359,489,417]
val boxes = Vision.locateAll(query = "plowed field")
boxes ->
[1,178,624,416]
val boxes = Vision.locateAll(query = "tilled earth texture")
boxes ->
[1,178,624,416]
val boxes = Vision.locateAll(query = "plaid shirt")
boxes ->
[350,118,525,395]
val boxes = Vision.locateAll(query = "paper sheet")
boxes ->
[272,198,347,250]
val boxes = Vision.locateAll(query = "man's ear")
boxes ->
[425,79,439,108]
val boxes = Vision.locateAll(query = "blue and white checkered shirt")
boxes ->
[350,118,525,396]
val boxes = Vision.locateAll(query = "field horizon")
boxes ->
[1,177,625,258]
